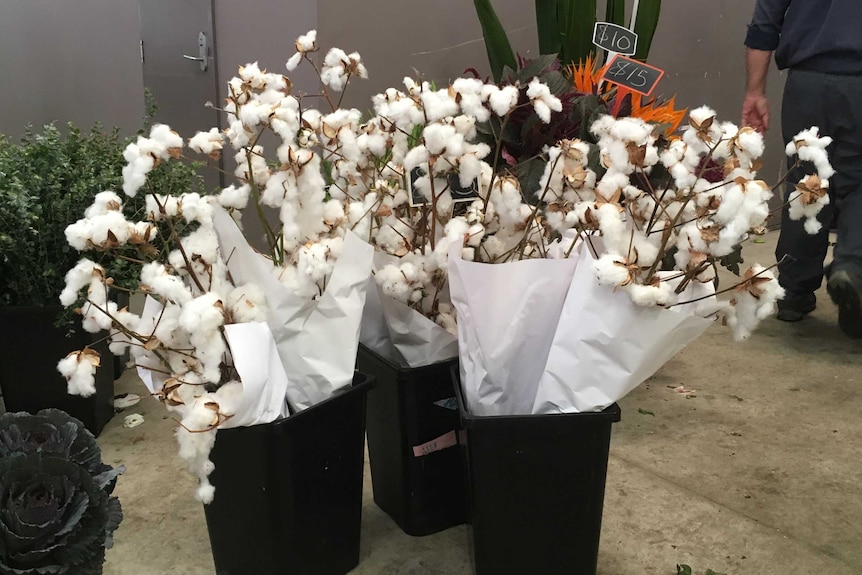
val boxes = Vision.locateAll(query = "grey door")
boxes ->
[140,0,222,191]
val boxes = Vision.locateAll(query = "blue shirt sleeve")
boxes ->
[745,0,792,51]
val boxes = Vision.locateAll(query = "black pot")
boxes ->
[453,367,621,575]
[358,344,466,536]
[0,306,114,436]
[203,372,374,575]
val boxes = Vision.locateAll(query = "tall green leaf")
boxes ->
[557,0,597,69]
[633,0,662,61]
[473,0,517,83]
[605,0,626,26]
[535,0,561,55]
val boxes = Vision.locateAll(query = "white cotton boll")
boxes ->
[141,262,193,304]
[295,30,317,52]
[179,293,225,335]
[217,184,251,209]
[404,145,430,172]
[323,199,345,226]
[421,89,461,123]
[594,255,631,287]
[197,481,216,505]
[89,211,133,247]
[485,85,520,117]
[735,127,765,159]
[803,218,822,234]
[57,354,98,397]
[227,285,269,323]
[596,171,629,200]
[286,52,303,71]
[64,219,92,251]
[149,124,183,155]
[609,117,651,144]
[225,119,251,149]
[660,140,687,168]
[60,259,103,306]
[590,114,616,139]
[122,153,154,197]
[436,310,458,336]
[689,106,717,126]
[532,100,551,124]
[188,128,224,156]
[625,281,673,306]
[594,203,627,252]
[526,78,562,124]
[422,124,459,156]
[84,191,123,218]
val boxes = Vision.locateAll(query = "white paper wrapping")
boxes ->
[448,244,578,416]
[449,241,715,416]
[212,206,373,412]
[531,245,714,414]
[134,300,290,426]
[135,295,169,395]
[219,322,290,428]
[360,252,458,368]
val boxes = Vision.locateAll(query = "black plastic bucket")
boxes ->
[203,372,373,575]
[453,368,621,575]
[358,344,466,536]
[0,305,114,436]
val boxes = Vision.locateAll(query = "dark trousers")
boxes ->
[777,69,862,299]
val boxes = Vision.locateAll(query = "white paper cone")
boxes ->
[531,246,715,413]
[213,206,373,412]
[134,295,169,394]
[360,251,458,368]
[219,322,290,428]
[448,243,578,416]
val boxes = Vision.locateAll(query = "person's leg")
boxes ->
[824,74,862,337]
[775,70,835,321]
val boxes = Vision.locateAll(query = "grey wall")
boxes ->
[0,0,145,138]
[317,0,538,111]
[649,0,787,184]
[213,0,318,106]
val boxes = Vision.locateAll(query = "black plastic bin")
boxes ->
[357,344,466,536]
[0,306,114,436]
[203,372,374,575]
[453,368,621,575]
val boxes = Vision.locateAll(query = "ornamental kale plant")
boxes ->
[0,410,122,574]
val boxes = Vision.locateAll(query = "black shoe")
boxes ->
[827,270,862,338]
[776,293,816,322]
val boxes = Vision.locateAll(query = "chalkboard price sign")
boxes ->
[409,168,480,207]
[601,54,665,97]
[592,22,638,56]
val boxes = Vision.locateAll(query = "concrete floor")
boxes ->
[99,231,862,575]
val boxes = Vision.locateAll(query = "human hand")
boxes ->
[741,93,769,132]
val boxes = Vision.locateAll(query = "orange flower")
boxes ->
[627,92,687,136]
[567,54,609,96]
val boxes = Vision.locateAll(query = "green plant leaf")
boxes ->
[676,565,693,575]
[515,157,549,203]
[633,0,662,61]
[557,0,596,69]
[705,570,727,575]
[473,0,517,83]
[517,54,560,82]
[535,0,561,55]
[605,0,626,26]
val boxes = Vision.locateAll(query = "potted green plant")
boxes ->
[0,124,126,434]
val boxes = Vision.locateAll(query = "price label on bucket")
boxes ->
[412,430,457,457]
[601,54,665,97]
[592,22,638,56]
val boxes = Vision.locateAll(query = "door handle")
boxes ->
[182,32,208,71]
